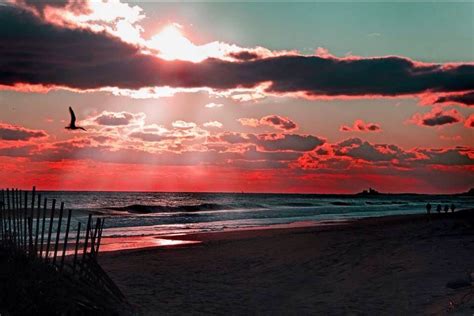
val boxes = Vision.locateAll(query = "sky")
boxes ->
[0,0,473,193]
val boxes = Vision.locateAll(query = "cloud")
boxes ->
[203,121,223,128]
[237,118,260,128]
[465,114,474,128]
[213,132,325,152]
[418,147,474,166]
[0,145,36,157]
[129,132,172,143]
[227,50,260,61]
[409,108,463,127]
[12,0,91,18]
[129,122,209,143]
[0,122,47,141]
[434,91,474,106]
[238,115,298,131]
[172,120,197,129]
[91,111,145,126]
[334,138,417,162]
[260,115,298,131]
[1,5,473,101]
[204,103,224,108]
[298,137,473,171]
[340,120,381,132]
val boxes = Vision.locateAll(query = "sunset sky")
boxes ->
[0,1,473,193]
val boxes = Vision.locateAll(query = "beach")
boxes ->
[100,210,474,315]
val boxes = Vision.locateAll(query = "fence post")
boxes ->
[72,222,81,274]
[80,214,92,274]
[45,199,56,263]
[6,189,11,240]
[39,198,47,259]
[90,218,100,258]
[23,190,28,251]
[30,187,36,244]
[95,218,105,256]
[31,186,36,212]
[60,209,72,272]
[0,189,4,240]
[52,202,64,265]
[15,189,20,247]
[28,217,33,257]
[34,194,41,255]
[13,189,19,247]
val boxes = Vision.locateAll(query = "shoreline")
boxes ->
[98,211,469,254]
[99,209,474,314]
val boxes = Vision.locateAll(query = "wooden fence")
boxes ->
[0,187,125,302]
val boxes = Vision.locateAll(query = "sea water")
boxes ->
[36,191,474,238]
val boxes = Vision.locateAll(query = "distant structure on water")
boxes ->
[356,188,381,196]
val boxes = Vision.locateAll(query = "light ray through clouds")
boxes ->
[0,0,473,193]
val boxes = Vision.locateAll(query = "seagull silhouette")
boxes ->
[65,106,86,131]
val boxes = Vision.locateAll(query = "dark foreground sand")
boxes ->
[100,211,474,315]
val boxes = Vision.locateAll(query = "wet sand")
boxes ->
[100,211,474,315]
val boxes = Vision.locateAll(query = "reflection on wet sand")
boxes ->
[99,236,201,252]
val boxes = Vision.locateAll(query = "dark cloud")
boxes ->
[419,148,474,166]
[410,108,462,127]
[0,145,35,157]
[1,6,473,97]
[340,120,381,132]
[227,51,260,61]
[300,138,473,170]
[260,115,298,131]
[214,132,325,152]
[94,112,135,126]
[334,138,417,162]
[13,0,91,17]
[0,123,47,141]
[435,91,474,106]
[423,115,459,126]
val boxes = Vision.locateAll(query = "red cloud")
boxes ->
[213,132,325,152]
[409,108,463,127]
[465,114,474,128]
[238,115,298,131]
[260,115,298,131]
[340,120,382,132]
[434,91,474,107]
[92,111,144,126]
[0,122,47,141]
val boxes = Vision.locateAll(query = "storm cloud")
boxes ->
[1,5,473,98]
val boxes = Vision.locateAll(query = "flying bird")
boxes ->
[65,106,86,131]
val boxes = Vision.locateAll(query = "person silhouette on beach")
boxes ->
[443,205,449,213]
[426,203,432,215]
[436,204,442,213]
[450,204,455,213]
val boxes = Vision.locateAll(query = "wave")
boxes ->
[282,202,317,207]
[365,201,407,205]
[330,202,354,206]
[104,203,235,214]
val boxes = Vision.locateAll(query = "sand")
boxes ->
[100,211,474,315]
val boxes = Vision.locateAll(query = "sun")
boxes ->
[147,23,234,63]
[147,24,205,62]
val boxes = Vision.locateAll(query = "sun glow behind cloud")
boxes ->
[146,23,242,62]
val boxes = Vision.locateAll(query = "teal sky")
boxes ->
[140,2,474,62]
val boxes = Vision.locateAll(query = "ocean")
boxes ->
[37,191,474,238]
